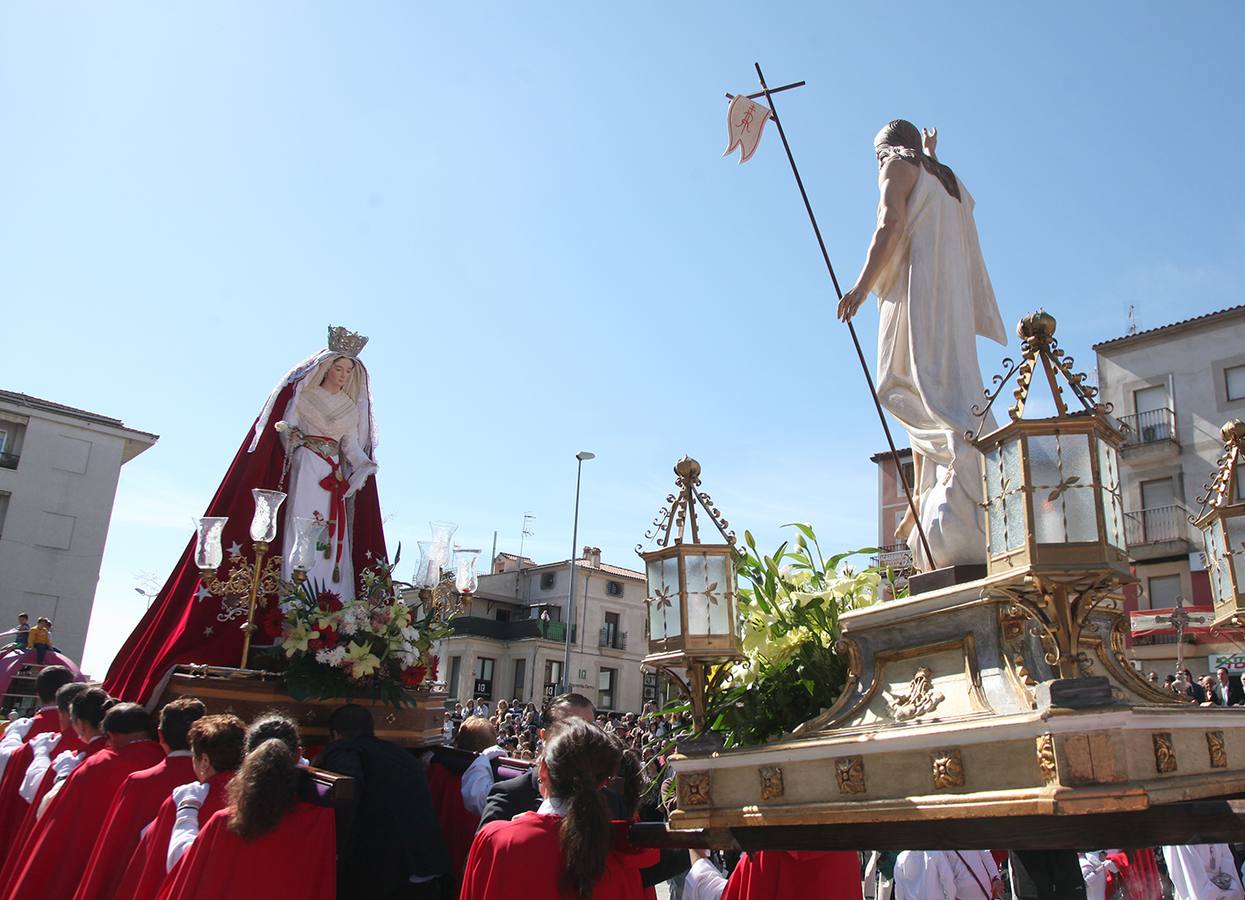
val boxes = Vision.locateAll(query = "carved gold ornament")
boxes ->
[679,771,713,808]
[834,756,866,795]
[1207,731,1228,769]
[890,666,945,721]
[758,766,784,801]
[1153,732,1177,774]
[932,749,965,790]
[1036,734,1057,783]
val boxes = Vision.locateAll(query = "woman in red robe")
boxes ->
[155,715,336,900]
[720,850,863,900]
[114,714,246,900]
[461,718,657,900]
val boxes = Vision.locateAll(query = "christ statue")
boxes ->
[837,120,1006,571]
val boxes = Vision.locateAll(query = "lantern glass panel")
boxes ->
[1204,521,1229,605]
[1097,440,1126,550]
[647,556,681,641]
[985,446,1006,555]
[704,553,731,636]
[1003,439,1025,551]
[1028,434,1067,544]
[1228,515,1245,592]
[1062,433,1097,542]
[685,553,710,635]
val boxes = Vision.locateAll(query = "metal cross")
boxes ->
[1154,595,1192,673]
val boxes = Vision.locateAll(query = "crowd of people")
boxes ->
[2,673,1243,899]
[1147,666,1245,707]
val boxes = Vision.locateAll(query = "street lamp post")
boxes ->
[561,451,594,694]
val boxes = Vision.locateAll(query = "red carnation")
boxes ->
[258,605,285,641]
[315,590,343,613]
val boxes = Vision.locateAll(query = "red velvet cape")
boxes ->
[1,739,166,900]
[104,381,387,704]
[155,800,336,900]
[73,754,196,900]
[721,851,863,900]
[461,812,657,900]
[115,770,235,900]
[0,708,62,855]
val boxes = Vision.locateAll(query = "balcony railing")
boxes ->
[1119,408,1177,448]
[1124,504,1192,547]
[599,627,627,650]
[0,452,17,470]
[871,543,914,572]
[450,616,575,643]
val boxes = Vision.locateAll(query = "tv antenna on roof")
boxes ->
[1128,304,1137,336]
[518,513,535,567]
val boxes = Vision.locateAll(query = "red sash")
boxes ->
[304,438,348,582]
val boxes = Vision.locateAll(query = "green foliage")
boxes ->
[702,523,883,748]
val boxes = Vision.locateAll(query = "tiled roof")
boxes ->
[1092,304,1245,351]
[869,447,913,464]
[0,389,158,438]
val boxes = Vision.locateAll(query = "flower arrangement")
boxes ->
[699,523,884,747]
[258,548,457,707]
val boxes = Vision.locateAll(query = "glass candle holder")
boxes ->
[194,516,229,571]
[250,489,287,544]
[289,516,326,572]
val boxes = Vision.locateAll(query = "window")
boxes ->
[598,668,617,711]
[495,609,511,622]
[1134,385,1169,416]
[601,612,620,649]
[448,656,462,699]
[1228,365,1245,402]
[1138,479,1178,543]
[513,659,526,699]
[0,492,9,539]
[1146,574,1182,610]
[473,657,495,699]
[606,580,623,597]
[540,572,557,591]
[544,659,563,694]
[899,460,915,492]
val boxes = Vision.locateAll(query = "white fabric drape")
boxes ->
[874,168,1006,570]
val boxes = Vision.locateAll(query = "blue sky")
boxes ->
[3,3,1242,676]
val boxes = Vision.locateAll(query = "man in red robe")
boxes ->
[73,698,205,900]
[2,702,165,900]
[114,714,246,900]
[0,675,84,858]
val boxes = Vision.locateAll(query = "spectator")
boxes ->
[1211,668,1244,707]
[1182,669,1207,703]
[458,716,503,818]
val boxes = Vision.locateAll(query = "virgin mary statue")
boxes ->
[105,326,387,705]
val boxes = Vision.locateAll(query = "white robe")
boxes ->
[1163,843,1245,900]
[875,167,1006,570]
[279,384,377,595]
[893,850,956,900]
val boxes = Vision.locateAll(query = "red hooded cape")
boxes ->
[154,800,336,900]
[114,770,236,900]
[103,380,386,704]
[461,811,658,900]
[1,739,166,900]
[721,851,863,900]
[73,754,196,900]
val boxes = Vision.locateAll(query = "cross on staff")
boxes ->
[1154,595,1193,673]
[723,63,935,568]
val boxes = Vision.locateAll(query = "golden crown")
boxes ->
[327,325,368,358]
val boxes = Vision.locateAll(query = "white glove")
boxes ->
[1104,859,1119,874]
[50,750,84,783]
[18,733,63,802]
[172,781,210,810]
[0,717,34,748]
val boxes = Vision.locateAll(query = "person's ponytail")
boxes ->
[544,718,623,899]
[227,737,298,840]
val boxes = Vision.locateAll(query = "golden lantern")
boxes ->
[970,310,1130,579]
[1195,420,1245,626]
[638,456,743,731]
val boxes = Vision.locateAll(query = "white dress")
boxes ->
[1163,843,1245,900]
[874,167,1006,570]
[280,384,377,595]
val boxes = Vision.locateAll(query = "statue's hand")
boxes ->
[837,285,869,323]
[921,127,938,159]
